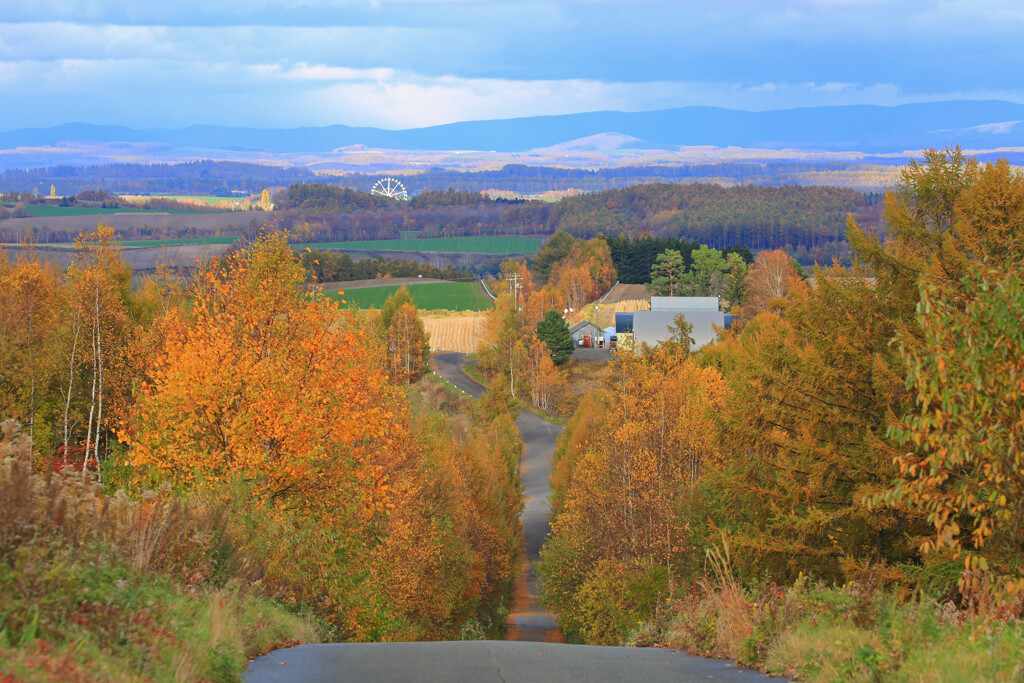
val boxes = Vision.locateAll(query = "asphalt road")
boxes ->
[433,352,563,641]
[246,641,775,682]
[246,353,781,682]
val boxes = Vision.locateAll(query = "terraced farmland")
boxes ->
[302,236,541,255]
[325,281,492,311]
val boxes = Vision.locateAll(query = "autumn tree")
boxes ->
[385,300,430,384]
[478,292,526,396]
[744,248,801,315]
[881,263,1024,608]
[120,232,409,516]
[540,345,727,642]
[0,244,61,448]
[704,148,1024,584]
[64,224,134,474]
[522,335,566,412]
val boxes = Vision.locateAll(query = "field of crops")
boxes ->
[302,236,541,255]
[22,206,178,218]
[324,281,493,311]
[119,236,239,247]
[422,315,484,353]
[156,195,246,206]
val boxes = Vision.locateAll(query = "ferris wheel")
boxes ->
[370,177,408,200]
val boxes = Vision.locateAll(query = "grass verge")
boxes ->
[638,564,1024,682]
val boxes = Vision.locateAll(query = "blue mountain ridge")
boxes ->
[1,101,1022,154]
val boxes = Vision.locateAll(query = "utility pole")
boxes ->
[505,273,522,308]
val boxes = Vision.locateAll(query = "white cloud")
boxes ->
[2,54,1023,130]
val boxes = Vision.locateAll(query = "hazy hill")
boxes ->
[2,101,1022,155]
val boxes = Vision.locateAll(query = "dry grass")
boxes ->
[423,311,487,353]
[581,298,649,329]
[0,419,323,681]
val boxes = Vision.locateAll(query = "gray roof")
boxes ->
[650,296,720,311]
[632,310,725,350]
[569,320,602,334]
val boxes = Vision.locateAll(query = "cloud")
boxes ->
[1,1,1023,128]
[2,55,1022,131]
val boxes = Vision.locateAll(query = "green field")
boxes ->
[119,236,239,247]
[325,281,492,311]
[303,236,541,255]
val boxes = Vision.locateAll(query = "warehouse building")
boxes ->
[615,297,733,351]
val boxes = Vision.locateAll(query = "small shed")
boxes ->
[569,320,602,348]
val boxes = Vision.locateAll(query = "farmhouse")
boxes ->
[616,296,734,350]
[569,320,603,347]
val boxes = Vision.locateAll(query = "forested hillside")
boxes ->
[277,181,870,260]
[0,161,316,196]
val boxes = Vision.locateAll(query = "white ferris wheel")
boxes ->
[370,177,408,200]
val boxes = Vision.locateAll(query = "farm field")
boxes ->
[119,236,239,247]
[325,281,493,311]
[154,195,248,206]
[319,277,449,292]
[422,314,484,353]
[20,206,199,218]
[302,236,541,254]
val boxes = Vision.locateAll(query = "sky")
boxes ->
[1,0,1023,131]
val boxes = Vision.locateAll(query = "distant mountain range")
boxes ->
[2,100,1023,155]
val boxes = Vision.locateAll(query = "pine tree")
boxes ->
[536,310,574,365]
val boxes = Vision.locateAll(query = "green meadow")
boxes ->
[325,281,492,311]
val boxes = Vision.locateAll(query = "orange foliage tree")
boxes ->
[120,232,408,517]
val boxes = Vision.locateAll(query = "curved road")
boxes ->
[246,353,779,682]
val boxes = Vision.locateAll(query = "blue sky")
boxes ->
[1,0,1022,130]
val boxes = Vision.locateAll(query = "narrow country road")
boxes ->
[246,353,780,682]
[433,353,563,641]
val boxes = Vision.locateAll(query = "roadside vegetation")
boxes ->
[536,148,1024,680]
[0,229,522,679]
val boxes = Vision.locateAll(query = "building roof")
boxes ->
[650,296,720,311]
[569,320,602,334]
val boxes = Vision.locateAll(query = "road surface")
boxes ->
[246,353,780,682]
[247,641,774,682]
